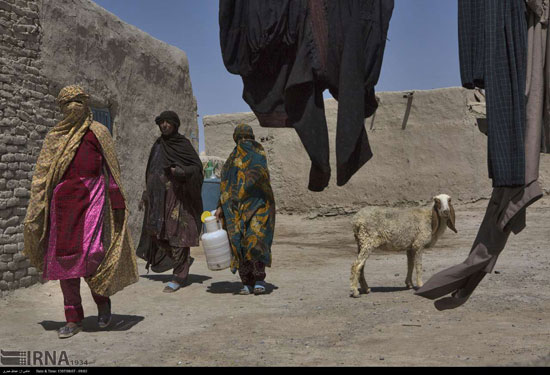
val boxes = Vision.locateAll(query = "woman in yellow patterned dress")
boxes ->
[215,124,276,295]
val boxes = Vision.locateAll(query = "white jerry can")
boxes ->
[201,216,232,271]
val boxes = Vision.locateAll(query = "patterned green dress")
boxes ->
[219,124,276,273]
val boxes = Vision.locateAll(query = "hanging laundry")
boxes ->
[458,0,527,187]
[416,0,545,310]
[525,0,550,154]
[219,0,394,192]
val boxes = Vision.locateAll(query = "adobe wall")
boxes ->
[204,87,550,216]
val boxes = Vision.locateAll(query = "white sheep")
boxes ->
[350,194,457,298]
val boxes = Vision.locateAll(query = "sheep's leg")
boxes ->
[350,234,373,297]
[405,249,415,289]
[350,257,368,298]
[414,249,423,288]
[359,262,370,295]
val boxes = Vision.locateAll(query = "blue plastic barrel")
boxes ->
[201,177,221,213]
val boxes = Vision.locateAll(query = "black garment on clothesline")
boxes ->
[219,0,394,191]
[458,0,527,187]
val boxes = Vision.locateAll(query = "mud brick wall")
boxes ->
[0,0,55,297]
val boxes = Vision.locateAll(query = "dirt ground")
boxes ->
[1,197,549,367]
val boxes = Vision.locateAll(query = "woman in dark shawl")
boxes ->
[137,111,204,292]
[215,124,276,295]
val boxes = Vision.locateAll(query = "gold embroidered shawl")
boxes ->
[23,85,138,296]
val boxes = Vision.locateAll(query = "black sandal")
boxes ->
[98,300,112,329]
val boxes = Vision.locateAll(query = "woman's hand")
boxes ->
[215,207,223,221]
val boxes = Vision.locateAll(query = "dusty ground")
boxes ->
[1,197,549,367]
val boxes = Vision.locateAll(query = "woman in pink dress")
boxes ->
[24,85,138,339]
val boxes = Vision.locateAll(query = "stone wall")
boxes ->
[0,0,50,297]
[204,87,550,216]
[0,0,199,296]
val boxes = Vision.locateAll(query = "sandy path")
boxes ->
[1,198,549,367]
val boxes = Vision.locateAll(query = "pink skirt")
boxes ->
[42,174,107,280]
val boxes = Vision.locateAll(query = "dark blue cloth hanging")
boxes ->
[458,0,528,187]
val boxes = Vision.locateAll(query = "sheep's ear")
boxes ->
[447,201,457,233]
[431,205,440,237]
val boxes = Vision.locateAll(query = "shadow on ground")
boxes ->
[369,286,411,293]
[140,274,211,285]
[39,314,144,333]
[206,281,279,295]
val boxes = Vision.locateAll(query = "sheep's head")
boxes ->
[432,194,457,234]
